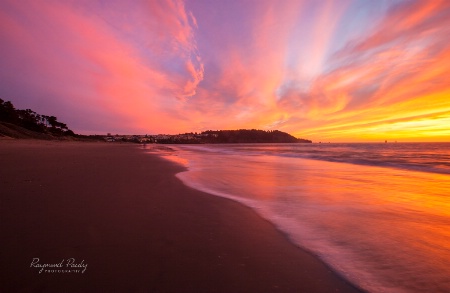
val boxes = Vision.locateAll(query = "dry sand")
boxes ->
[0,140,363,292]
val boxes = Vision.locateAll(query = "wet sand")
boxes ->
[0,140,362,292]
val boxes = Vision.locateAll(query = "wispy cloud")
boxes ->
[0,0,203,133]
[272,0,450,141]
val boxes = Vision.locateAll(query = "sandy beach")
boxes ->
[0,140,362,292]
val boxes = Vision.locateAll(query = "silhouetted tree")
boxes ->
[0,98,19,122]
[0,99,75,136]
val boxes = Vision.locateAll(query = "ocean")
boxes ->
[148,143,450,293]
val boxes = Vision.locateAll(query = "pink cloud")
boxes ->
[0,0,203,133]
[342,0,449,56]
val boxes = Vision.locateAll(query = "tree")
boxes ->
[0,99,76,136]
[0,99,18,122]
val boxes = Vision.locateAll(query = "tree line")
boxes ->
[200,129,311,143]
[142,130,311,144]
[0,99,75,136]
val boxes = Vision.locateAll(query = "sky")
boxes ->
[1,0,450,142]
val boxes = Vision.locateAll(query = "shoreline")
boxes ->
[0,140,363,292]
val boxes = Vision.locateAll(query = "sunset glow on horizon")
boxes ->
[1,0,450,142]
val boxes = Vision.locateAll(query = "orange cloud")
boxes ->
[279,0,450,142]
